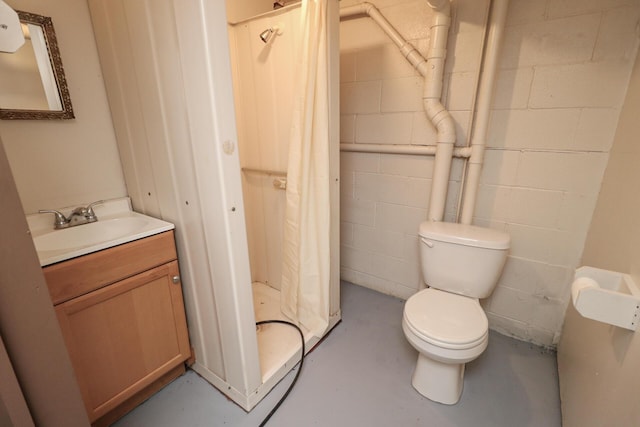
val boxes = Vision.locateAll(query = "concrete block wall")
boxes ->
[339,0,640,346]
[340,0,487,299]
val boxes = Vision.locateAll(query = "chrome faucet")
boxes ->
[39,200,104,230]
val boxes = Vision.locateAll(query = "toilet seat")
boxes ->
[404,288,488,350]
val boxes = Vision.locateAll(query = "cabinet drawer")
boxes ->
[44,231,177,304]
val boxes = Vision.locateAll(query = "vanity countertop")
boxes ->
[28,197,174,267]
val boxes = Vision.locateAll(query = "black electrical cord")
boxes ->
[256,320,306,427]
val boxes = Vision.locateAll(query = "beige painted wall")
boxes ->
[0,0,126,214]
[557,45,640,427]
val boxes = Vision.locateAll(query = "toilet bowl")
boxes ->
[403,288,488,404]
[403,221,509,404]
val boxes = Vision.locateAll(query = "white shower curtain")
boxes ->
[280,0,330,337]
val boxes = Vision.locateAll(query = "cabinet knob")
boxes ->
[172,275,180,284]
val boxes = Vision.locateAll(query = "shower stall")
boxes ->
[88,0,340,413]
[226,0,341,405]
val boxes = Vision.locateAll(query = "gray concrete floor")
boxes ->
[114,281,561,427]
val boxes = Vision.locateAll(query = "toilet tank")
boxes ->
[419,221,510,299]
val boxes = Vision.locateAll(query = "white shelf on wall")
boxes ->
[571,266,640,331]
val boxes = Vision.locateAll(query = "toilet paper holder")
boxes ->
[571,266,640,331]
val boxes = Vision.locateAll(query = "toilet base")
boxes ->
[411,353,465,405]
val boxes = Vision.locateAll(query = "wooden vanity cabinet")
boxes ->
[44,231,191,425]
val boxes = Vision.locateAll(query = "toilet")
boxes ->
[402,221,510,404]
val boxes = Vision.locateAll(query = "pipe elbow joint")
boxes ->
[426,0,451,14]
[361,1,374,13]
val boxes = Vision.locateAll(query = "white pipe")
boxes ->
[423,4,455,222]
[426,0,450,10]
[340,143,471,158]
[340,3,429,76]
[342,142,436,156]
[340,2,455,222]
[459,0,509,225]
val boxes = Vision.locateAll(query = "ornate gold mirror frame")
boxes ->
[0,11,74,120]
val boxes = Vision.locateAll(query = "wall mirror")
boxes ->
[0,11,74,120]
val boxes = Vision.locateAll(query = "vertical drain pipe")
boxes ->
[459,0,509,224]
[340,1,455,222]
[423,0,455,222]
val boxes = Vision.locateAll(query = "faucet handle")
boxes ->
[85,200,104,221]
[39,209,69,229]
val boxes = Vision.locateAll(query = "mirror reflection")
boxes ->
[0,11,74,119]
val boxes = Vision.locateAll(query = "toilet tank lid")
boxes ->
[419,221,510,250]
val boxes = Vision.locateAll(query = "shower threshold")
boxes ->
[188,281,339,412]
[251,282,339,408]
[253,282,314,382]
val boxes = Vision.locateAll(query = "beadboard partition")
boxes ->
[88,0,261,407]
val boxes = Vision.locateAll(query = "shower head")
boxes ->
[259,28,273,43]
[259,25,281,44]
[259,28,275,43]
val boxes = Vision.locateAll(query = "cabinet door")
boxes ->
[55,261,190,422]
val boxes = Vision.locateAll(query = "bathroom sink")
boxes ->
[28,198,174,266]
[34,216,150,253]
